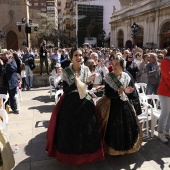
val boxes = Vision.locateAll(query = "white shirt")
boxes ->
[93,66,109,84]
[21,70,26,78]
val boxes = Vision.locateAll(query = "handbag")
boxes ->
[28,60,36,70]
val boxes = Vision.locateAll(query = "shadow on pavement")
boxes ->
[13,131,170,170]
[32,95,54,103]
[28,105,55,114]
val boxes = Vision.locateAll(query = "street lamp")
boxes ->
[131,22,139,47]
[0,31,7,49]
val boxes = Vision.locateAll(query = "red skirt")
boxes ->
[46,94,104,165]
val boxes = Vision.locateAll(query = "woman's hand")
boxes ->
[87,73,96,83]
[118,86,124,94]
[124,86,134,94]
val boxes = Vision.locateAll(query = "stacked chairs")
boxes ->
[141,95,161,137]
[135,83,147,102]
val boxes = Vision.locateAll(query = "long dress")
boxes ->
[96,72,142,155]
[46,64,104,165]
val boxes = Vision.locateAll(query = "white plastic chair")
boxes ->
[142,95,161,137]
[135,83,147,102]
[0,94,9,110]
[49,76,55,98]
[136,83,147,94]
[15,88,21,111]
[55,89,64,104]
[138,102,149,138]
[0,109,9,132]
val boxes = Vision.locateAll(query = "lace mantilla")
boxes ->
[104,72,131,91]
[62,63,91,85]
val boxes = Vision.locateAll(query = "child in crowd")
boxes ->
[21,63,28,91]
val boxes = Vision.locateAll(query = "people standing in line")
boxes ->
[0,49,19,114]
[20,63,28,91]
[96,55,142,156]
[60,49,70,69]
[46,48,104,165]
[22,47,34,90]
[157,57,170,143]
[146,53,160,95]
[39,40,49,75]
[50,48,61,71]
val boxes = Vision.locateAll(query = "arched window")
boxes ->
[161,22,170,33]
[117,30,124,48]
[134,26,143,48]
[160,22,170,48]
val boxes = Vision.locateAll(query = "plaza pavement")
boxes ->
[7,87,170,170]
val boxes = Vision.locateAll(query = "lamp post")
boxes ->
[17,18,39,48]
[0,31,7,49]
[131,22,139,47]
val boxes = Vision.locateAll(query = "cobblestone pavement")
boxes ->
[8,87,170,170]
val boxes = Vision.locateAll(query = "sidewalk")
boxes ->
[8,87,170,170]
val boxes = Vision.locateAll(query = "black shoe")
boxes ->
[40,72,42,76]
[13,109,19,114]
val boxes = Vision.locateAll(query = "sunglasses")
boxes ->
[93,65,96,67]
[128,57,133,58]
[158,57,163,59]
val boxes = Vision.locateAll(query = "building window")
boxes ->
[41,8,46,12]
[41,3,46,6]
[58,2,61,6]
[34,3,38,6]
[47,7,55,11]
[47,2,54,6]
[58,9,61,14]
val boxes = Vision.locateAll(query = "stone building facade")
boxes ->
[110,0,170,49]
[0,0,29,50]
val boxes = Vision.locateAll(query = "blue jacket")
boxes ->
[2,59,18,90]
[22,53,34,66]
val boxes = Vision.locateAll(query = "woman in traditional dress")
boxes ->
[96,55,142,156]
[46,48,104,165]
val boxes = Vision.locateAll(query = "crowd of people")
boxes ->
[0,42,170,165]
